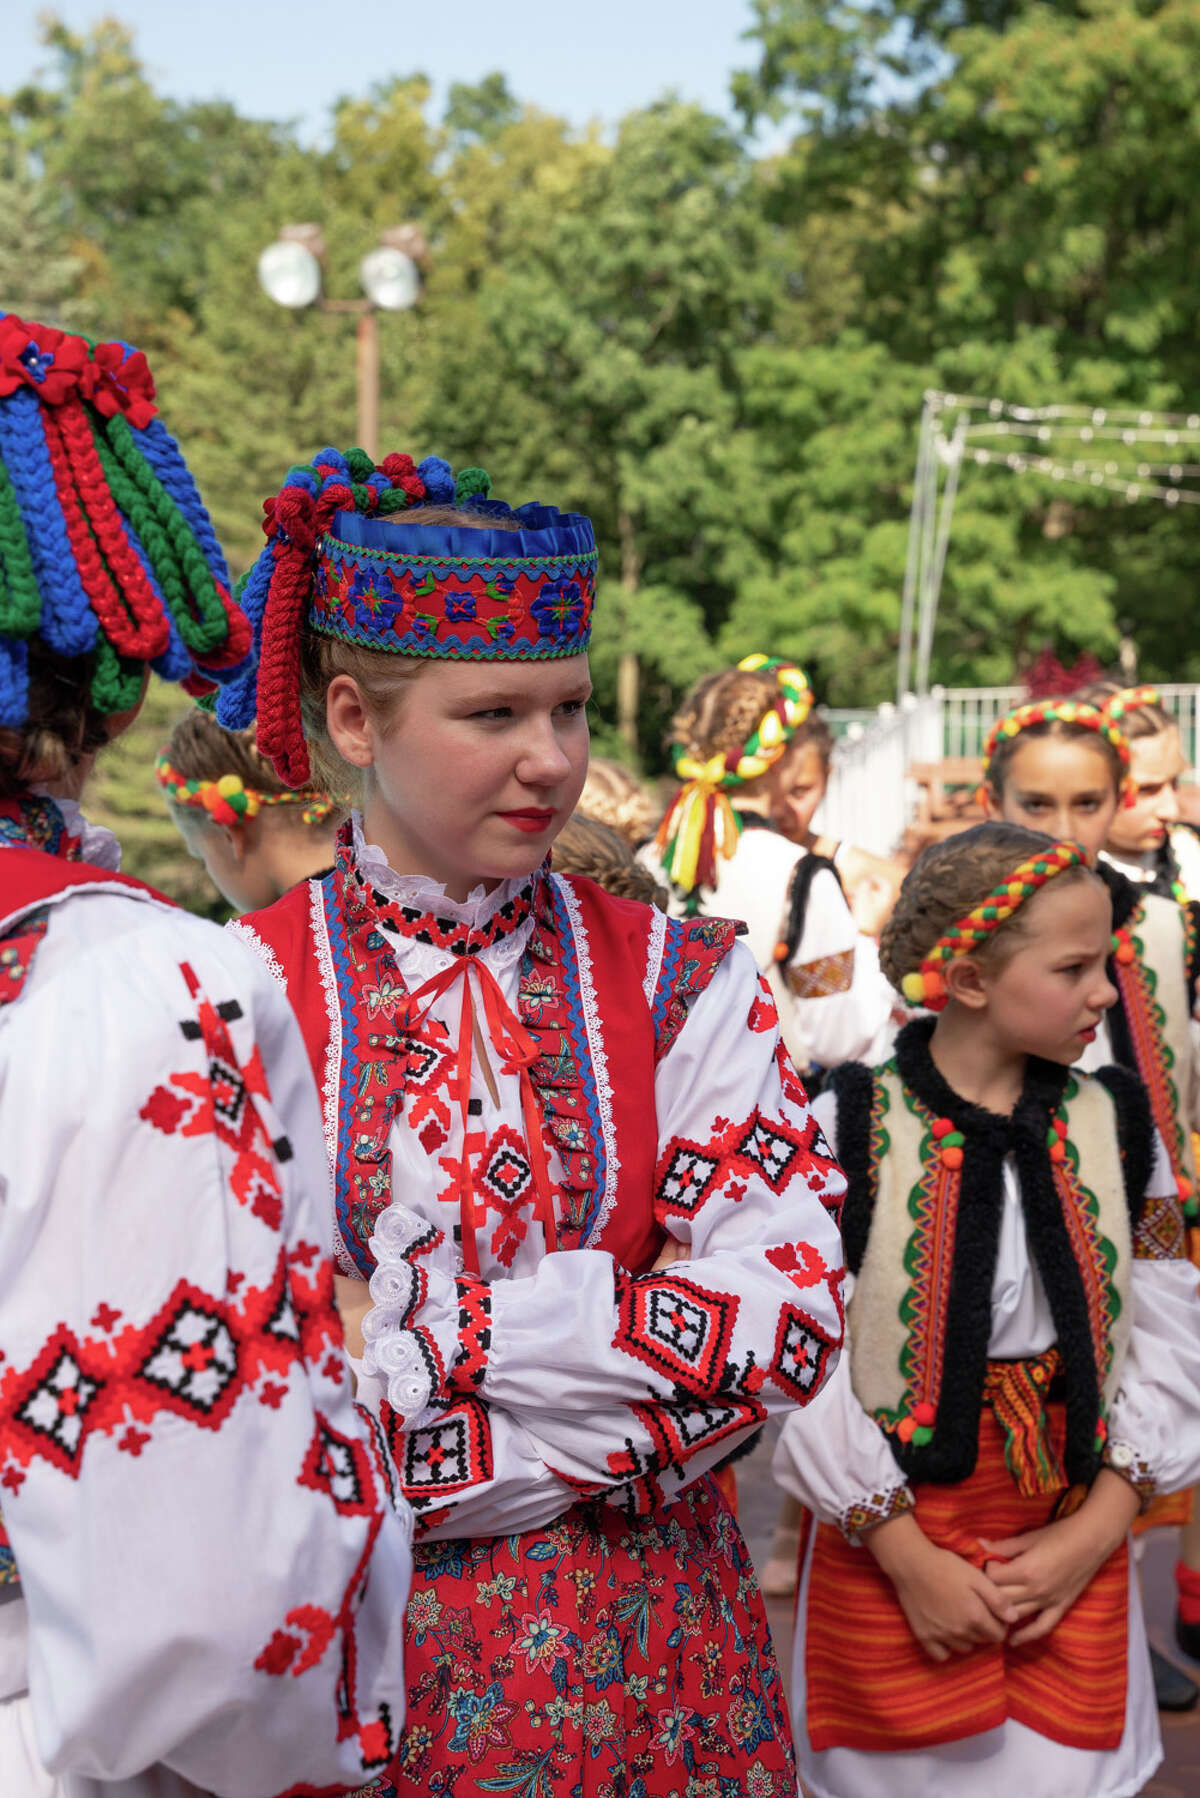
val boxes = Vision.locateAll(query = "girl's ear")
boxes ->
[326,674,375,770]
[979,783,1004,821]
[216,822,248,867]
[943,954,990,1010]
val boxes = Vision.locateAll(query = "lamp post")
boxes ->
[257,223,426,461]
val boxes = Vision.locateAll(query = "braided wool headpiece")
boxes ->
[156,754,336,829]
[0,310,249,726]
[656,654,815,897]
[901,839,1088,1010]
[216,447,596,788]
[1100,684,1162,726]
[982,698,1132,801]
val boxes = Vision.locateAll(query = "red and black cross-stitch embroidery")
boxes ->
[448,1277,492,1394]
[0,1248,323,1495]
[139,961,293,1233]
[394,1395,494,1505]
[1133,1192,1188,1261]
[613,1271,740,1397]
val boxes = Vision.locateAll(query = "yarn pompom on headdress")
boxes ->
[0,309,249,727]
[656,654,815,897]
[215,447,597,788]
[900,839,1087,1010]
[156,753,336,829]
[980,698,1133,803]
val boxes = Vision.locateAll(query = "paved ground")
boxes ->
[734,1423,1200,1795]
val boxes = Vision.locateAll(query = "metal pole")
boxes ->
[917,412,968,696]
[913,414,940,696]
[356,309,379,461]
[897,395,934,701]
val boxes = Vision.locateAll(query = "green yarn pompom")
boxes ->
[454,467,491,503]
[345,447,377,483]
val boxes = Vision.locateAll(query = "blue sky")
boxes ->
[9,2,763,138]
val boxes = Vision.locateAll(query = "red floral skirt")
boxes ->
[374,1476,794,1797]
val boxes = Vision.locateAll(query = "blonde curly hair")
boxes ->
[578,757,659,847]
[552,814,668,910]
[878,821,1099,994]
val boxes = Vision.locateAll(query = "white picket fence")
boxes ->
[816,683,1200,856]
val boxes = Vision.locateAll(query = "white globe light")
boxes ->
[258,241,322,309]
[360,246,421,312]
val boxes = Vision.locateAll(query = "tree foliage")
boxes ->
[3,7,1198,897]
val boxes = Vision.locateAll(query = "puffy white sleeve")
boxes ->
[770,1088,914,1539]
[1106,1131,1200,1499]
[782,867,895,1069]
[0,907,412,1798]
[361,943,848,1538]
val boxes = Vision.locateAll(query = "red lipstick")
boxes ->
[497,809,555,834]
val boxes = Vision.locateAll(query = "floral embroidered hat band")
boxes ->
[215,446,597,787]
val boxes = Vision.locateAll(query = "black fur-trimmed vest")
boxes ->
[833,1019,1163,1489]
[1098,859,1200,1207]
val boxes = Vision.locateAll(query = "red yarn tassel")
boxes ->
[256,538,315,788]
[43,404,169,660]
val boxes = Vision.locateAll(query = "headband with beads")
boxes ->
[900,840,1088,1010]
[1101,685,1163,726]
[214,447,596,788]
[656,655,816,897]
[981,699,1132,799]
[0,310,250,728]
[156,755,336,830]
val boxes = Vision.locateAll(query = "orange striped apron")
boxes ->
[804,1401,1128,1753]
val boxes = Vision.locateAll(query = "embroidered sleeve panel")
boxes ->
[650,915,740,1064]
[839,1479,915,1544]
[1103,1440,1157,1507]
[1132,1191,1188,1260]
[785,946,855,1000]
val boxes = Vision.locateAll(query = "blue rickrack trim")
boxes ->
[323,874,373,1279]
[546,877,608,1245]
[319,537,598,580]
[328,503,597,565]
[308,616,591,660]
[650,917,687,1045]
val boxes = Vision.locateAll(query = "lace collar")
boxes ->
[340,814,537,957]
[0,792,121,869]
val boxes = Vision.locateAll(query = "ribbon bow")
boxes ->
[400,956,558,1276]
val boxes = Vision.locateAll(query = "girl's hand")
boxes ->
[866,1512,1018,1662]
[980,1469,1139,1646]
[651,1237,689,1271]
[334,1273,372,1360]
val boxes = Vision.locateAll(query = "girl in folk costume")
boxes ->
[981,697,1200,1705]
[1075,681,1200,903]
[774,822,1200,1798]
[217,446,848,1796]
[0,314,412,1795]
[645,655,896,1077]
[157,708,343,913]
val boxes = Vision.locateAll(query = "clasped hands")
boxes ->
[866,1468,1139,1663]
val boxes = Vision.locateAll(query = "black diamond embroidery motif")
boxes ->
[139,1304,238,1413]
[310,1423,364,1507]
[658,1146,720,1214]
[483,1146,531,1203]
[777,1313,828,1397]
[17,1348,100,1463]
[735,1117,800,1189]
[208,1056,248,1128]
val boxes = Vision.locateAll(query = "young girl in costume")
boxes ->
[774,820,1200,1798]
[157,707,342,912]
[981,694,1200,1709]
[0,313,412,1794]
[645,654,897,1076]
[1076,681,1200,902]
[217,447,848,1796]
